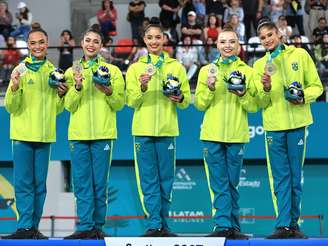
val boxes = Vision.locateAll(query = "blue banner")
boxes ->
[0,103,327,161]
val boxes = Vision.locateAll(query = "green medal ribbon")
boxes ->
[147,52,164,69]
[267,44,284,63]
[213,53,237,65]
[24,56,46,72]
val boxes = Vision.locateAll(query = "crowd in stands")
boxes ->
[1,0,328,97]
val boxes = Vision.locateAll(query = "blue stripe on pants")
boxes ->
[203,141,244,231]
[13,140,50,229]
[70,140,112,231]
[134,136,175,231]
[265,127,306,228]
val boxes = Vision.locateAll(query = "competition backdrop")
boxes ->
[0,103,327,236]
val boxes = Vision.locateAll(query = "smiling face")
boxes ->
[81,31,103,59]
[217,31,239,58]
[143,26,164,55]
[258,26,281,51]
[28,31,48,60]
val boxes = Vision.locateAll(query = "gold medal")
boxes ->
[208,63,218,77]
[265,63,276,76]
[145,64,156,76]
[72,60,83,75]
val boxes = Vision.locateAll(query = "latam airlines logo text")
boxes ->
[169,210,205,223]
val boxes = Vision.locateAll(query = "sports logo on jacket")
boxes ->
[291,62,299,71]
[266,136,273,145]
[135,142,141,152]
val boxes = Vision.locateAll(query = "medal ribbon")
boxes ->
[267,44,284,63]
[147,52,164,69]
[213,53,237,65]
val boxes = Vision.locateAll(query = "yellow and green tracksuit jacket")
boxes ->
[195,57,257,143]
[64,57,125,140]
[126,52,191,136]
[4,60,64,142]
[253,44,323,131]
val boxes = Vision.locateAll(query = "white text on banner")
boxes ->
[105,237,226,246]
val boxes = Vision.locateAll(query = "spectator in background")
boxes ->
[181,11,203,41]
[261,0,272,17]
[100,37,126,66]
[270,0,285,23]
[0,0,13,40]
[159,0,181,32]
[205,0,226,20]
[136,17,150,45]
[277,15,292,43]
[291,34,314,60]
[285,0,305,35]
[176,35,199,86]
[314,33,328,73]
[193,0,206,24]
[181,0,195,26]
[163,32,174,57]
[127,0,146,42]
[97,0,117,42]
[0,36,21,85]
[229,14,245,42]
[10,2,32,41]
[204,13,221,42]
[314,32,328,101]
[199,37,220,65]
[306,0,327,33]
[312,17,328,44]
[223,0,244,25]
[58,30,75,72]
[242,0,263,40]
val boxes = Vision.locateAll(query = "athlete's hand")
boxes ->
[139,73,151,92]
[289,97,304,105]
[169,94,184,103]
[57,83,68,98]
[207,76,216,91]
[74,72,84,90]
[95,83,113,96]
[261,73,272,92]
[10,69,20,92]
[229,89,246,97]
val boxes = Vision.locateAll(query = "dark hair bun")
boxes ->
[222,24,234,32]
[90,23,101,32]
[31,22,41,30]
[149,17,161,25]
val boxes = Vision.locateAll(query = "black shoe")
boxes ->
[232,229,249,240]
[206,228,234,238]
[93,229,111,239]
[32,229,48,240]
[266,227,293,239]
[142,229,163,237]
[161,228,178,237]
[64,230,97,239]
[290,226,308,239]
[1,228,36,239]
